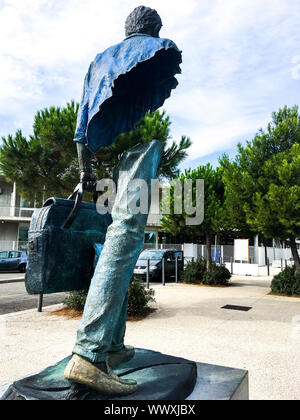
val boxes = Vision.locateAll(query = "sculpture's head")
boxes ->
[125,6,162,38]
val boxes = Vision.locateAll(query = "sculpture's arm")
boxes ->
[76,142,97,183]
[74,63,97,186]
[74,62,93,145]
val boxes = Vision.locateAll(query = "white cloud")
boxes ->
[166,86,270,159]
[292,55,300,80]
[0,0,299,163]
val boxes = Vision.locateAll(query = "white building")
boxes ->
[0,173,35,251]
[0,173,162,251]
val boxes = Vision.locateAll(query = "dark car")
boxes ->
[134,249,183,281]
[0,250,27,273]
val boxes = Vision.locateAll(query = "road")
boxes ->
[0,275,67,315]
[0,271,175,315]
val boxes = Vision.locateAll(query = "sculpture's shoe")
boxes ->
[64,354,138,396]
[107,345,135,369]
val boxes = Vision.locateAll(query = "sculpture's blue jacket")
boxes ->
[74,33,182,153]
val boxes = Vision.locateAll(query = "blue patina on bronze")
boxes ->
[23,6,188,398]
[73,140,163,363]
[70,7,183,373]
[74,33,182,153]
[25,198,112,294]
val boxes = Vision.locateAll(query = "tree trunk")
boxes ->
[290,237,300,275]
[206,233,212,270]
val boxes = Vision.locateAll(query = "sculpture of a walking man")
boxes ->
[64,6,182,396]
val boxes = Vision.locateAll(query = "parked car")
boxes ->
[134,249,183,281]
[0,250,27,273]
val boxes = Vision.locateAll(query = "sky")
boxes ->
[0,0,299,170]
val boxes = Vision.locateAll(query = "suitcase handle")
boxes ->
[62,182,100,229]
[62,183,84,229]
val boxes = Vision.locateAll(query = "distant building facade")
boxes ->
[0,173,162,251]
[0,173,34,251]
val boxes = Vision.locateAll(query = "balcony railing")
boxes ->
[0,241,28,252]
[0,207,36,218]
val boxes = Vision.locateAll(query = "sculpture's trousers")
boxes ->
[73,140,162,363]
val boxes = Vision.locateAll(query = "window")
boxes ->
[174,251,182,261]
[0,252,7,259]
[170,251,176,261]
[8,251,21,259]
[139,250,165,260]
[18,226,29,242]
[165,252,175,261]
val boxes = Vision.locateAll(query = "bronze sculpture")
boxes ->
[64,6,182,396]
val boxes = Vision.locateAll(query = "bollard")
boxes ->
[175,257,178,283]
[230,257,233,275]
[267,258,270,276]
[281,259,283,271]
[162,258,165,286]
[146,259,150,289]
[38,293,43,313]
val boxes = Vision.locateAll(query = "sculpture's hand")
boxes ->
[80,171,98,192]
[80,171,97,183]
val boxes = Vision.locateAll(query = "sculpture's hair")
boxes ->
[125,6,162,37]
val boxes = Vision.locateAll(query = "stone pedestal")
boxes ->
[187,363,249,400]
[0,349,248,400]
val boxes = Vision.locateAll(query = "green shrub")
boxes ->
[271,266,300,296]
[64,278,155,317]
[182,258,207,284]
[63,290,88,312]
[127,278,155,317]
[182,259,231,286]
[203,263,231,286]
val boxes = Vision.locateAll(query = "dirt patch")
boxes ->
[47,307,82,320]
[47,306,157,321]
[268,292,300,299]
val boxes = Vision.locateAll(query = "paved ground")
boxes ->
[0,275,299,400]
[0,273,25,284]
[259,266,282,277]
[0,281,67,315]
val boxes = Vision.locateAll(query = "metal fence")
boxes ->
[192,244,256,264]
[142,243,295,267]
[143,243,184,251]
[141,255,184,289]
[140,244,295,282]
[143,244,255,263]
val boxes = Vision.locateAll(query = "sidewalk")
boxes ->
[0,276,299,400]
[0,273,25,284]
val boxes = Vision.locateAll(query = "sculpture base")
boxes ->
[0,349,249,400]
[187,363,249,400]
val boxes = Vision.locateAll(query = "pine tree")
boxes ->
[220,106,300,274]
[0,105,191,204]
[161,164,225,269]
